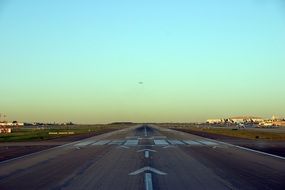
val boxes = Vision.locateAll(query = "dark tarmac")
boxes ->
[0,125,284,190]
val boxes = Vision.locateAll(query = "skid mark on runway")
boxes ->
[59,160,96,189]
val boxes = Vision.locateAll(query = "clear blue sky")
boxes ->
[0,0,285,123]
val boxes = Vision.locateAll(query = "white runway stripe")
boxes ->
[108,140,125,145]
[183,140,202,145]
[92,140,111,145]
[167,140,185,145]
[154,140,169,145]
[74,140,96,147]
[197,140,218,146]
[124,140,139,146]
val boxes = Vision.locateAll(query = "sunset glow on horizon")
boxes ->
[1,0,285,123]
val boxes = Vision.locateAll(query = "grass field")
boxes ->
[157,123,285,140]
[0,124,130,142]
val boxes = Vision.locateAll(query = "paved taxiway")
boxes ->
[0,125,284,190]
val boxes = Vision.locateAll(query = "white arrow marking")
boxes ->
[129,166,167,175]
[137,149,157,152]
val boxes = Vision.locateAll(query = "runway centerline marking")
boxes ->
[145,173,153,190]
[145,150,149,158]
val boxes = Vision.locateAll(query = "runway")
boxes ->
[0,125,284,190]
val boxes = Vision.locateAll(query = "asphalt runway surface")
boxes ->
[0,125,284,190]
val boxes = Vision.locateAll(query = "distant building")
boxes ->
[206,119,224,124]
[258,121,273,127]
[230,116,263,124]
[0,128,11,133]
[272,121,285,127]
[0,121,24,127]
[258,116,285,127]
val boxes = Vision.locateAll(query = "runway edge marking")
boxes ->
[165,127,285,160]
[204,138,285,160]
[154,125,285,161]
[233,144,285,160]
